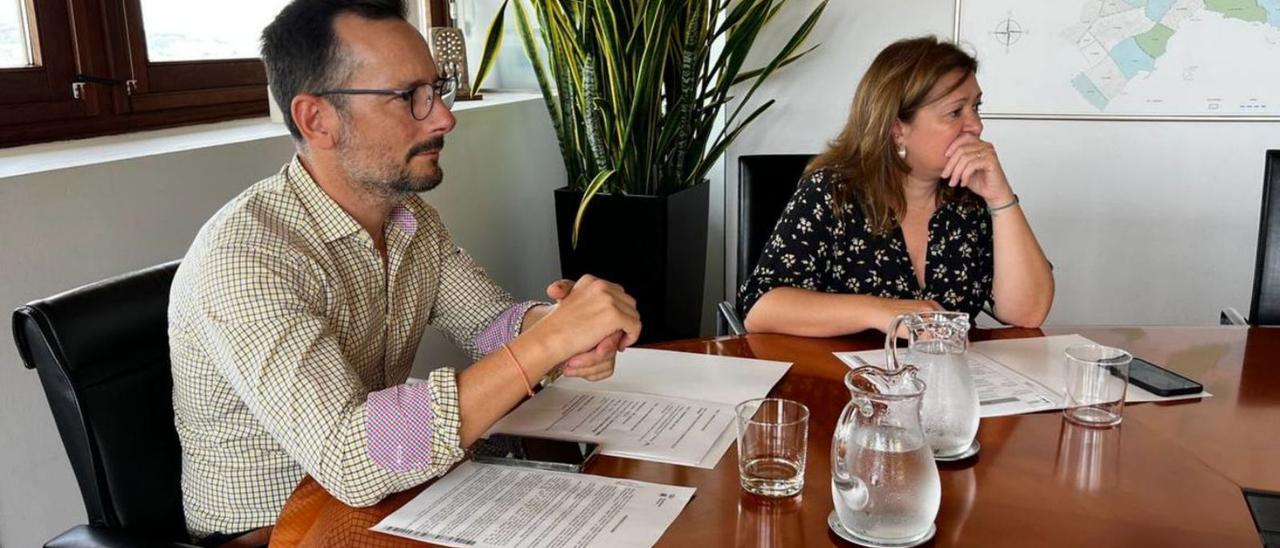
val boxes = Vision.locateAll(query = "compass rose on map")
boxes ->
[990,15,1025,53]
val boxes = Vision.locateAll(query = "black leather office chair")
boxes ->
[718,154,814,336]
[1224,150,1280,326]
[12,261,199,547]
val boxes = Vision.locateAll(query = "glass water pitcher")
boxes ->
[831,365,941,547]
[885,311,980,460]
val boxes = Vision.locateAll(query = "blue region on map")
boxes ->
[1108,38,1156,78]
[1147,0,1176,21]
[1071,73,1111,110]
[1260,0,1280,27]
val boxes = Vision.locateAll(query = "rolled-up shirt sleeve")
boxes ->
[365,370,462,473]
[472,300,545,355]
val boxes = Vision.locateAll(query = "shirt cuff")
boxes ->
[473,300,548,355]
[366,368,462,472]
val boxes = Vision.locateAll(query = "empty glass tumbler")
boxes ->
[736,398,809,497]
[1062,344,1131,427]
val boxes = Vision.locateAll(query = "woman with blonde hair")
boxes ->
[739,36,1053,336]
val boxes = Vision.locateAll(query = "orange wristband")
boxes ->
[501,343,535,397]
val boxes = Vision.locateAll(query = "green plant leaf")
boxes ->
[731,43,819,85]
[473,0,509,92]
[504,1,825,240]
[513,0,573,183]
[726,0,827,128]
[691,98,775,187]
[572,169,616,249]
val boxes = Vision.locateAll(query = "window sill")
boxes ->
[0,91,543,180]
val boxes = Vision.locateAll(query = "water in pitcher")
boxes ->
[886,311,980,459]
[910,339,981,457]
[831,425,941,541]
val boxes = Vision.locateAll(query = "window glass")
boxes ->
[0,0,33,69]
[140,0,288,62]
[456,0,537,90]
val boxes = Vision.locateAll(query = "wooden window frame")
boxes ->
[426,0,449,27]
[0,0,268,148]
[0,0,460,149]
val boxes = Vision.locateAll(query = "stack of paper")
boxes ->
[489,348,792,468]
[833,334,1210,418]
[373,462,694,548]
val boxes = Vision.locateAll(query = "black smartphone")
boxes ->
[1122,356,1204,397]
[470,434,600,473]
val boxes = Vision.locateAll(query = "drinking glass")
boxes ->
[1063,344,1132,427]
[735,398,808,497]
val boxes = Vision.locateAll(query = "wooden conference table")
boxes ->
[269,326,1280,547]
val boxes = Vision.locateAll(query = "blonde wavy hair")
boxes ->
[805,36,979,234]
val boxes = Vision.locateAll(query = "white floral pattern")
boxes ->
[739,170,994,319]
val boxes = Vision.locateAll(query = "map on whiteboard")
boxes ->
[955,0,1280,117]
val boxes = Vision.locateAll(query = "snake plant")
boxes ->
[475,0,828,245]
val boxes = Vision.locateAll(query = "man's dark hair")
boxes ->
[261,0,407,140]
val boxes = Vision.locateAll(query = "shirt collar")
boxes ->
[286,156,364,244]
[286,155,430,244]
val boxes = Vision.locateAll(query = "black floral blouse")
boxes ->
[739,170,994,320]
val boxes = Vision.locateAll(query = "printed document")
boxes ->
[372,461,693,548]
[488,385,735,466]
[834,334,1210,417]
[493,348,791,468]
[834,348,1060,417]
[969,335,1210,404]
[551,348,792,405]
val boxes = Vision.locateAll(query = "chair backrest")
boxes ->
[1250,150,1280,325]
[736,154,815,291]
[12,261,187,540]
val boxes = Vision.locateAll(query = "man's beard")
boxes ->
[339,131,445,199]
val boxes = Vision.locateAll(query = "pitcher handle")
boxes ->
[831,399,861,484]
[885,314,909,371]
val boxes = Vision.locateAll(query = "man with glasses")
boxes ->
[167,0,641,543]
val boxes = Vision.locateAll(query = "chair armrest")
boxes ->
[1220,307,1248,326]
[45,524,199,548]
[716,301,747,336]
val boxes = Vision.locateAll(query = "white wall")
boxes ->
[722,0,1278,325]
[0,97,562,547]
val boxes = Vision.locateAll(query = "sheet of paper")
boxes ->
[546,348,792,468]
[971,335,1211,404]
[834,334,1210,418]
[489,386,736,467]
[834,349,1061,417]
[553,348,792,404]
[372,461,694,548]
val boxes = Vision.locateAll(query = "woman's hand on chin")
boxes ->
[941,134,1015,206]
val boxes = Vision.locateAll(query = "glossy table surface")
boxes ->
[269,326,1280,547]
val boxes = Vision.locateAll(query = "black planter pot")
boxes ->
[554,181,709,343]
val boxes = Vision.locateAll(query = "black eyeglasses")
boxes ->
[315,77,457,120]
